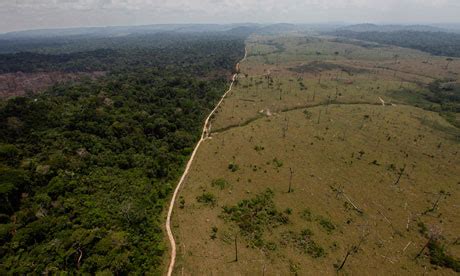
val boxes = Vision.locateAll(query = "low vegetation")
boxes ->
[281,229,325,258]
[427,239,460,272]
[221,189,288,248]
[211,178,230,190]
[196,192,217,207]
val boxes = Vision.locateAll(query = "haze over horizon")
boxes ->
[1,0,460,33]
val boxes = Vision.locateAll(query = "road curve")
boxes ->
[165,47,247,276]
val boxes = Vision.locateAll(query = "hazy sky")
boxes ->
[1,0,460,33]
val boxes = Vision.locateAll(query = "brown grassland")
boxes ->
[170,34,460,275]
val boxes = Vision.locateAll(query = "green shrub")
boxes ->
[272,158,283,168]
[300,208,313,221]
[211,178,229,190]
[303,109,312,119]
[222,189,288,247]
[428,240,460,272]
[317,216,335,234]
[196,192,217,207]
[282,229,325,258]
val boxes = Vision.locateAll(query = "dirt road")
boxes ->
[165,47,247,276]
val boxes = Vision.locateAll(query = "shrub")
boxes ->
[300,208,313,221]
[272,158,283,168]
[196,192,217,207]
[317,216,335,234]
[212,178,229,190]
[282,229,325,258]
[303,109,312,119]
[228,163,239,172]
[254,145,265,152]
[428,240,460,272]
[210,226,218,240]
[222,189,288,247]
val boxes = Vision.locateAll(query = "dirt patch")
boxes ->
[0,71,106,99]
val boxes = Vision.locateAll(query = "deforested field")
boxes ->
[172,34,460,275]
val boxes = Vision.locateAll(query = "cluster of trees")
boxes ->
[0,33,245,274]
[427,80,460,111]
[331,30,460,57]
[426,80,460,128]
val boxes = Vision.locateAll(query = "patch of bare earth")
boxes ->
[0,71,106,99]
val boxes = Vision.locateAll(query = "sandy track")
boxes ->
[165,47,247,276]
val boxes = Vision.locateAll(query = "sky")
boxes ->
[1,0,460,33]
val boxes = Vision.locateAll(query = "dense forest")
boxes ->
[0,32,245,74]
[331,30,460,57]
[0,33,245,274]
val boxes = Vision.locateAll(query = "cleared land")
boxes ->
[171,35,460,275]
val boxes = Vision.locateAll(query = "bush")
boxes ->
[222,189,288,247]
[300,208,313,221]
[317,216,335,234]
[254,145,265,152]
[196,192,217,207]
[210,226,218,240]
[272,158,283,168]
[211,178,229,190]
[428,240,460,272]
[282,229,325,258]
[228,163,239,172]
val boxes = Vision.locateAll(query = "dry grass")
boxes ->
[170,34,460,275]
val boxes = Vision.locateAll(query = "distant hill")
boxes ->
[0,24,261,54]
[0,24,260,40]
[256,23,302,34]
[338,23,447,33]
[3,23,457,40]
[226,26,261,37]
[431,23,460,33]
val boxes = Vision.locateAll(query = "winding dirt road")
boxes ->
[165,47,247,276]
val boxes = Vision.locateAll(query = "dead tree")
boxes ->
[393,164,406,185]
[234,234,239,262]
[414,225,442,260]
[423,191,448,215]
[337,234,366,272]
[282,115,289,138]
[288,168,293,193]
[317,109,322,124]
